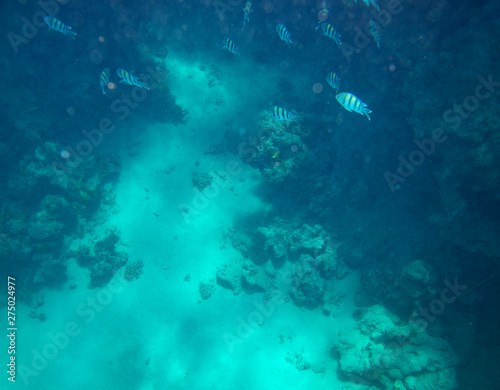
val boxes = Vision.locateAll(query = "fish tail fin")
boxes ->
[140,81,151,90]
[68,30,76,39]
[291,112,300,125]
[363,108,372,121]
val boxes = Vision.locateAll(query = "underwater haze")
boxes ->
[1,0,500,389]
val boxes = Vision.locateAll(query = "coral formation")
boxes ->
[218,218,347,311]
[216,259,243,295]
[335,305,458,389]
[237,110,310,183]
[73,230,128,288]
[192,171,213,191]
[199,281,215,300]
[124,260,144,281]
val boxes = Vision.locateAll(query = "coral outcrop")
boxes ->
[335,305,458,390]
[237,110,310,183]
[73,230,128,288]
[218,218,347,311]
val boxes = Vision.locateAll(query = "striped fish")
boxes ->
[116,69,150,90]
[336,93,372,121]
[276,24,292,45]
[369,20,381,48]
[99,68,110,95]
[361,0,380,11]
[371,0,381,11]
[242,1,253,32]
[223,37,240,55]
[326,71,340,93]
[43,16,76,39]
[316,22,342,47]
[272,106,299,124]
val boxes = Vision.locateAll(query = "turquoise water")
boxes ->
[1,0,500,389]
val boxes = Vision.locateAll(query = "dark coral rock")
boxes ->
[147,88,187,125]
[289,224,327,258]
[75,244,94,267]
[192,171,213,191]
[124,260,144,281]
[94,231,120,255]
[241,260,273,293]
[40,195,78,231]
[251,225,289,264]
[199,281,215,300]
[289,255,325,308]
[89,260,113,288]
[27,211,64,251]
[216,260,243,295]
[73,230,128,288]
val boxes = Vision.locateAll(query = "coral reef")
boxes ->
[192,171,213,191]
[124,260,144,281]
[218,218,347,311]
[238,110,310,183]
[73,230,128,288]
[0,129,125,295]
[249,218,330,265]
[199,281,215,300]
[357,259,437,310]
[216,259,243,295]
[0,193,77,266]
[288,254,325,308]
[335,305,458,389]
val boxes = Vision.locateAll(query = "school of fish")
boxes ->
[45,1,382,122]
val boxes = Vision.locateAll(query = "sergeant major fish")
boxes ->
[116,68,150,90]
[336,93,372,121]
[316,22,342,47]
[369,20,381,48]
[326,71,340,93]
[272,106,299,124]
[357,0,380,11]
[223,37,240,55]
[43,16,76,39]
[276,24,292,45]
[99,68,110,95]
[242,1,253,32]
